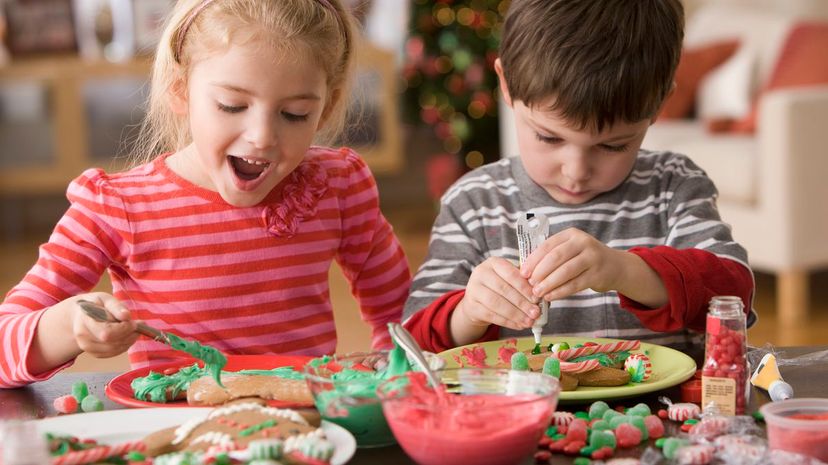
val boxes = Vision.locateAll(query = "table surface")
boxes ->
[2,346,826,464]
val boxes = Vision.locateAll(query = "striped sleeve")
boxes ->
[0,169,128,387]
[335,150,411,349]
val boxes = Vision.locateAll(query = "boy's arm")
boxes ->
[404,290,501,352]
[619,246,753,332]
[618,162,754,332]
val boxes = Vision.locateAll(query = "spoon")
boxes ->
[78,299,170,344]
[387,323,443,391]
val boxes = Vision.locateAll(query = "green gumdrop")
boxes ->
[510,352,529,371]
[627,405,649,417]
[589,429,617,449]
[602,409,622,422]
[630,416,649,441]
[609,414,630,429]
[662,438,690,459]
[655,438,667,448]
[579,446,596,457]
[632,402,651,415]
[80,394,104,412]
[589,401,610,420]
[591,420,611,430]
[71,381,88,403]
[542,357,561,378]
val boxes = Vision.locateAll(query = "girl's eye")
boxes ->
[535,133,563,144]
[283,112,309,122]
[217,103,245,114]
[600,143,629,153]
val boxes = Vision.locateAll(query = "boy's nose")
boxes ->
[562,151,591,182]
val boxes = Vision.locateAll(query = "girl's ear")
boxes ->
[168,69,189,115]
[318,88,342,128]
[494,58,513,108]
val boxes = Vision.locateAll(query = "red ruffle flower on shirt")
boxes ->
[261,161,328,237]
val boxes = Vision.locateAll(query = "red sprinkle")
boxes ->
[657,409,669,419]
[680,423,693,432]
[534,450,552,463]
[162,367,179,376]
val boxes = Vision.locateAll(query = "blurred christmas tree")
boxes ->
[403,0,510,200]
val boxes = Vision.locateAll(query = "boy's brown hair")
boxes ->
[499,0,684,131]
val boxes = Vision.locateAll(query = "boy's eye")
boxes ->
[217,103,245,114]
[600,143,629,153]
[535,133,563,144]
[282,112,309,122]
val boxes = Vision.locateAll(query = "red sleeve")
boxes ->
[620,246,754,333]
[403,290,500,352]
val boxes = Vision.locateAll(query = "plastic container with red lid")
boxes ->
[761,398,828,462]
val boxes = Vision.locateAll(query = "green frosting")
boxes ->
[311,342,413,447]
[131,363,305,403]
[165,333,227,387]
[531,343,542,355]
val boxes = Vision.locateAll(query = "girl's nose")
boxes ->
[244,113,277,149]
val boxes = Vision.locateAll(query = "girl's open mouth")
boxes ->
[228,155,271,181]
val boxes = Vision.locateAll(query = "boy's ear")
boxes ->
[318,88,342,129]
[651,81,677,124]
[494,58,513,108]
[168,68,189,116]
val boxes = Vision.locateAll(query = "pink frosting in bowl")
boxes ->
[377,368,560,465]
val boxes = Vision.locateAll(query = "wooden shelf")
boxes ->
[0,43,402,196]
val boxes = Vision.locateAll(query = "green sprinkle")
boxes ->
[684,418,699,424]
[545,426,557,437]
[574,457,591,465]
[552,433,566,440]
[239,419,276,437]
[575,411,590,420]
[579,446,595,456]
[126,451,146,461]
[752,411,764,422]
[531,343,542,355]
[655,437,667,448]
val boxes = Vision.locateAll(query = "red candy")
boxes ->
[591,446,614,460]
[644,414,665,439]
[533,450,552,463]
[615,423,642,448]
[162,367,179,376]
[53,394,78,414]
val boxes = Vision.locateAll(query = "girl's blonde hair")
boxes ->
[131,0,357,166]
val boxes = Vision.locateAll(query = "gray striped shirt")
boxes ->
[403,150,752,353]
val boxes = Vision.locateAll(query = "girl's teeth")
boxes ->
[240,158,268,166]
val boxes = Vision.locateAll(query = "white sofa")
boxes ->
[498,3,828,333]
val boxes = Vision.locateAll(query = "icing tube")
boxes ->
[750,353,794,401]
[515,212,550,344]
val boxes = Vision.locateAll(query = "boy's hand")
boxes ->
[520,228,624,302]
[456,257,540,330]
[68,293,139,358]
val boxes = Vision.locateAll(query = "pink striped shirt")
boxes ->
[0,147,410,388]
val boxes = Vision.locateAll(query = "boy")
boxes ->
[403,0,754,358]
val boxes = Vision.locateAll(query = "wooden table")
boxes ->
[2,346,826,464]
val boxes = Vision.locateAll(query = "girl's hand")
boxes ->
[68,293,139,358]
[455,257,540,331]
[521,227,624,302]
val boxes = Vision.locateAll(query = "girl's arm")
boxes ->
[0,169,131,387]
[335,150,411,349]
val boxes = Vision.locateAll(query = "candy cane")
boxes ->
[52,441,145,465]
[559,359,601,373]
[555,340,641,361]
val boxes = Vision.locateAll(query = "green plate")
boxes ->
[438,336,696,403]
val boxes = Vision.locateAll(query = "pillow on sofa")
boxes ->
[659,39,741,120]
[731,22,828,133]
[697,46,756,120]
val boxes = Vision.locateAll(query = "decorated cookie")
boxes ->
[142,399,325,459]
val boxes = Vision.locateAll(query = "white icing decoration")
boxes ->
[191,431,235,448]
[206,402,308,425]
[284,429,325,453]
[172,416,209,445]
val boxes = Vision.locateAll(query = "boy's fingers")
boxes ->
[521,232,570,278]
[491,258,538,304]
[534,256,586,297]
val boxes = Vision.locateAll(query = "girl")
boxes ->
[0,0,411,388]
